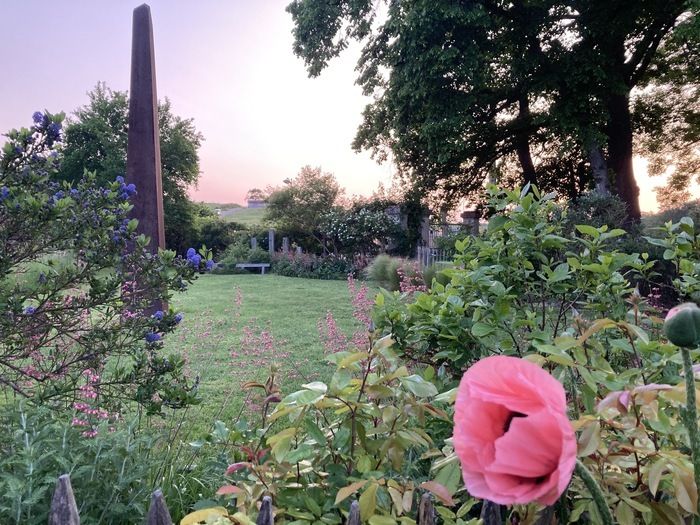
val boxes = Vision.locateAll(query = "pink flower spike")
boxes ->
[453,356,576,506]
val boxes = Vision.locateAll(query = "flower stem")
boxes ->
[575,459,614,525]
[681,346,700,522]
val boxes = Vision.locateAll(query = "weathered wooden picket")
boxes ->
[47,473,560,525]
[47,474,445,525]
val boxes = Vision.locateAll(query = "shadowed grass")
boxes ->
[162,274,371,429]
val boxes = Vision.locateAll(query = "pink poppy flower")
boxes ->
[453,355,576,506]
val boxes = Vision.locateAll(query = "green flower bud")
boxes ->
[664,302,700,347]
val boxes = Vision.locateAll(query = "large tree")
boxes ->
[265,165,341,252]
[288,0,698,221]
[58,83,204,251]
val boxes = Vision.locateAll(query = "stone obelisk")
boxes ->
[126,4,165,252]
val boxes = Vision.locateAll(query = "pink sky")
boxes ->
[0,1,683,211]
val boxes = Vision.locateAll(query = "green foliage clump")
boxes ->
[0,404,221,524]
[271,252,354,280]
[366,255,427,292]
[366,184,700,522]
[365,254,402,291]
[215,242,271,273]
[199,335,472,524]
[374,185,657,372]
[321,204,402,258]
[421,262,453,288]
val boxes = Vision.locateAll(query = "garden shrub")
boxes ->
[194,333,467,525]
[214,241,270,273]
[271,252,354,280]
[0,112,204,415]
[365,185,700,522]
[366,254,429,292]
[422,261,454,288]
[320,204,402,258]
[562,191,631,234]
[373,185,658,373]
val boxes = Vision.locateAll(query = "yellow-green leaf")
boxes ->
[648,459,669,496]
[335,480,369,505]
[369,515,397,525]
[180,507,228,525]
[359,483,378,521]
[673,467,698,514]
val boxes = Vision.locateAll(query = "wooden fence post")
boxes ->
[49,474,80,525]
[257,495,274,525]
[346,500,360,525]
[480,500,502,525]
[534,505,555,524]
[417,493,435,525]
[147,489,173,525]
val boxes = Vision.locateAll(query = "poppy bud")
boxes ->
[664,302,700,347]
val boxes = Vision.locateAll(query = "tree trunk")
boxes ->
[587,145,610,196]
[607,91,641,222]
[515,96,537,187]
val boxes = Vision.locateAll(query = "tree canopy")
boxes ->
[58,83,204,251]
[265,166,341,251]
[288,0,699,221]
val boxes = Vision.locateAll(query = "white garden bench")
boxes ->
[235,263,271,274]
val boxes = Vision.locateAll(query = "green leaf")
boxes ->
[575,224,600,238]
[471,322,495,337]
[302,381,328,393]
[400,375,438,398]
[304,419,327,446]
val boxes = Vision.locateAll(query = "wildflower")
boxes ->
[453,355,576,505]
[206,259,215,271]
[0,186,9,201]
[32,111,44,124]
[153,310,164,321]
[174,313,184,324]
[24,306,36,315]
[664,302,700,347]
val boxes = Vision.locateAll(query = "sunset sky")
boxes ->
[0,1,685,211]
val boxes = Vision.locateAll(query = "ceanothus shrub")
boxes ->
[0,112,207,415]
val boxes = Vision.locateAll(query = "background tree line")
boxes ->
[55,82,236,254]
[287,0,699,222]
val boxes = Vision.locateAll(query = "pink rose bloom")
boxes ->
[453,356,576,505]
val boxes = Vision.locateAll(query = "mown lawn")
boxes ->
[163,273,371,428]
